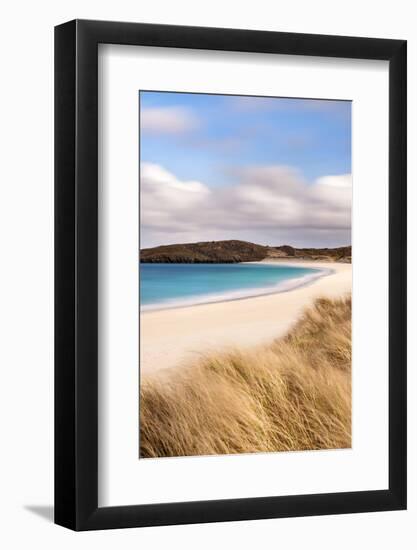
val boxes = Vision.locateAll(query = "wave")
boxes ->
[141,268,333,312]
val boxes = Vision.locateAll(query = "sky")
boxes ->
[139,91,351,249]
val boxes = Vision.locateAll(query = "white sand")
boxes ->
[140,261,352,374]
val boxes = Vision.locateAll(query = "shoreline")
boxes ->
[140,260,352,374]
[141,262,333,313]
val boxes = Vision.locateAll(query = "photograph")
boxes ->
[139,91,352,459]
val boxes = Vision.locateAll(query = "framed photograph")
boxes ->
[55,19,406,530]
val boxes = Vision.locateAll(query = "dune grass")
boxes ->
[139,295,351,458]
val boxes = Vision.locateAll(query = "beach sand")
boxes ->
[140,260,352,374]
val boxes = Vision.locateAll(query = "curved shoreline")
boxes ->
[141,265,333,313]
[140,260,351,374]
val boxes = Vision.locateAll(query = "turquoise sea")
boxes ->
[140,263,328,311]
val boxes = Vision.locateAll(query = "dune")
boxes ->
[140,294,352,458]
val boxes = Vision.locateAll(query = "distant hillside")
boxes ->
[140,240,268,263]
[140,240,351,263]
[270,245,351,263]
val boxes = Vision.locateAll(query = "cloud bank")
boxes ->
[140,163,351,248]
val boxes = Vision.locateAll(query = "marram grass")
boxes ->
[140,296,351,458]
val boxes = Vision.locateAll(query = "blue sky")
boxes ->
[139,91,352,248]
[140,91,351,186]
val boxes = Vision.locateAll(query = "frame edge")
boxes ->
[388,39,407,510]
[54,19,77,530]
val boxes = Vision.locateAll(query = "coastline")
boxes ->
[140,260,352,374]
[141,263,332,312]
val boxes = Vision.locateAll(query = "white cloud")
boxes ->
[141,164,210,232]
[140,163,351,247]
[141,107,198,134]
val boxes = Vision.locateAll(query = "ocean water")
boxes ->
[140,263,328,311]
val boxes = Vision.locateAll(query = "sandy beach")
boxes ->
[140,261,352,374]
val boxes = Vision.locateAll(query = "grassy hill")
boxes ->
[270,245,351,262]
[140,240,351,263]
[140,240,268,263]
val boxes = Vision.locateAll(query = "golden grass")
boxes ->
[140,295,351,458]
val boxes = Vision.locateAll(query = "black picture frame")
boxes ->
[55,19,407,531]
